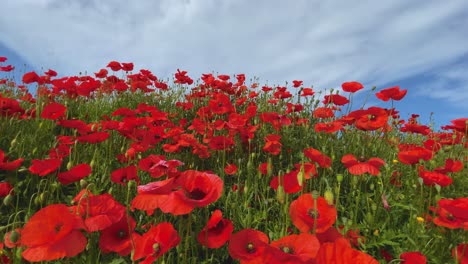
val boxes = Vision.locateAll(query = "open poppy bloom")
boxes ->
[267,233,320,264]
[99,215,137,256]
[342,81,364,93]
[40,102,67,120]
[197,209,234,248]
[289,194,337,233]
[20,204,87,262]
[315,238,378,264]
[0,149,24,171]
[341,154,386,176]
[433,197,468,229]
[400,251,427,264]
[228,229,270,263]
[133,222,180,263]
[28,158,62,176]
[375,86,407,101]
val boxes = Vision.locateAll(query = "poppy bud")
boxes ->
[336,174,343,182]
[311,190,319,199]
[80,179,88,189]
[324,190,334,205]
[3,194,14,206]
[9,230,20,243]
[276,185,285,204]
[90,159,95,168]
[66,161,73,170]
[10,137,17,149]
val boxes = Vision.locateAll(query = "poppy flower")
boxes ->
[4,228,22,248]
[375,86,407,101]
[77,131,110,144]
[29,158,62,176]
[289,194,337,233]
[342,81,364,93]
[224,163,238,175]
[444,118,468,133]
[197,209,234,248]
[138,155,183,179]
[315,238,378,264]
[348,107,389,131]
[341,154,385,176]
[133,222,180,263]
[398,144,433,165]
[418,166,452,187]
[159,170,223,215]
[268,233,320,264]
[111,165,139,186]
[99,215,137,256]
[400,252,427,264]
[433,197,468,229]
[20,204,87,262]
[0,149,23,171]
[107,61,122,71]
[313,107,335,119]
[0,65,14,72]
[300,88,315,96]
[174,69,193,85]
[315,121,343,133]
[22,71,41,84]
[71,193,126,232]
[0,56,7,62]
[322,94,349,106]
[303,148,332,168]
[228,229,270,263]
[434,159,464,174]
[208,135,235,151]
[0,182,13,197]
[121,62,134,72]
[270,169,304,194]
[452,243,468,264]
[263,134,282,155]
[57,163,92,185]
[131,177,176,215]
[292,80,303,88]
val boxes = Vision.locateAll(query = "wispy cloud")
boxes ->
[1,0,468,112]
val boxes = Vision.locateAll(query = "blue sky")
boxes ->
[1,0,467,129]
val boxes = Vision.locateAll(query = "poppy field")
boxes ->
[0,56,467,263]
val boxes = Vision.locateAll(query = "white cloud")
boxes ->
[1,0,468,109]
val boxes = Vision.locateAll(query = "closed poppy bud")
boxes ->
[79,179,88,189]
[3,194,14,206]
[324,190,334,205]
[336,174,343,183]
[9,230,20,243]
[276,185,285,204]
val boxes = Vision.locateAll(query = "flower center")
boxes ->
[246,243,256,253]
[307,208,320,219]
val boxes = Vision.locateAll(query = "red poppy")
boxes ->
[133,222,180,263]
[375,86,407,101]
[138,155,183,179]
[300,88,315,96]
[107,61,122,71]
[209,135,235,151]
[0,65,14,72]
[22,71,41,84]
[315,238,378,264]
[292,80,303,88]
[29,158,62,176]
[0,149,24,171]
[341,154,385,176]
[444,118,468,133]
[400,252,427,264]
[268,233,320,264]
[322,94,349,106]
[20,204,87,262]
[433,197,468,229]
[452,243,468,264]
[224,163,238,175]
[228,229,270,263]
[111,165,139,186]
[434,159,464,174]
[0,56,7,62]
[315,121,343,133]
[99,214,137,256]
[313,107,335,119]
[76,131,110,144]
[400,123,431,135]
[4,228,22,248]
[418,166,452,187]
[303,148,332,168]
[57,163,92,185]
[121,62,134,72]
[159,170,223,215]
[197,209,234,248]
[0,182,13,197]
[263,134,282,155]
[270,169,304,194]
[289,194,337,233]
[174,69,193,85]
[348,107,389,131]
[342,81,364,93]
[131,178,176,215]
[315,226,343,244]
[398,144,433,164]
